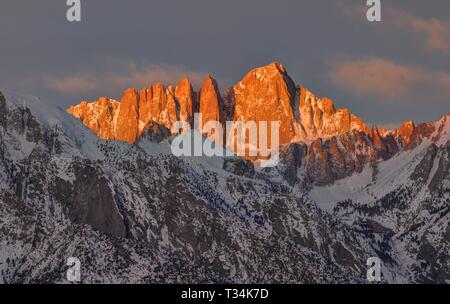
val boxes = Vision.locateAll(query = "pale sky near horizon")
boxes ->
[1,0,449,127]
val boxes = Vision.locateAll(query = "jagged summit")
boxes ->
[250,61,290,78]
[67,62,377,147]
[199,74,223,135]
[297,86,369,141]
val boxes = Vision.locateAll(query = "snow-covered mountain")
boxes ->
[0,64,449,283]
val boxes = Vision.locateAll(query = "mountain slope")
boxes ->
[1,77,449,283]
[308,116,450,282]
[0,89,380,283]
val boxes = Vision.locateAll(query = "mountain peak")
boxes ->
[199,74,223,133]
[204,73,215,81]
[177,76,192,88]
[265,61,287,73]
[232,61,297,145]
[243,62,291,83]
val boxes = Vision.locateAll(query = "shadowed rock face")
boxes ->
[406,121,437,150]
[280,142,308,169]
[0,91,127,238]
[63,162,127,238]
[280,129,400,186]
[411,144,439,183]
[137,121,171,143]
[428,141,450,193]
[222,158,255,178]
[0,92,7,129]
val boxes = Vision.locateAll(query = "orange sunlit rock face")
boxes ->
[138,87,152,133]
[175,77,195,128]
[232,62,297,146]
[298,87,369,139]
[199,75,223,131]
[115,88,139,143]
[67,97,119,140]
[398,120,415,145]
[67,77,199,142]
[67,62,405,162]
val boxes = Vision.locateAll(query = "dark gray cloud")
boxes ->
[0,0,449,127]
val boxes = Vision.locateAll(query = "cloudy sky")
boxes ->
[1,0,449,127]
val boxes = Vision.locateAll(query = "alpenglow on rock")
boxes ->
[67,78,200,143]
[199,75,223,137]
[67,62,375,147]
